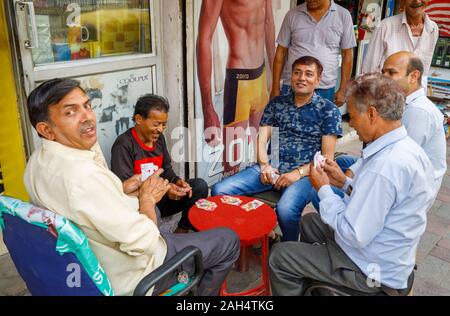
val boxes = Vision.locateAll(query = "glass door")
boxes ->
[10,0,163,163]
[22,0,154,66]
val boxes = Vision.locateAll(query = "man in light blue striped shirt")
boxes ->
[269,74,435,295]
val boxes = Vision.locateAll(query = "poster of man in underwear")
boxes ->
[195,0,292,185]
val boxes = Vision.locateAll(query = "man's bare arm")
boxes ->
[258,125,279,185]
[265,0,276,73]
[196,0,224,144]
[257,125,272,168]
[334,48,353,106]
[321,135,338,162]
[271,45,288,99]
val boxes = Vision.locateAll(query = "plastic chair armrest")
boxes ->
[133,246,203,296]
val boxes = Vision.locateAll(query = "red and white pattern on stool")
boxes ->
[426,0,450,37]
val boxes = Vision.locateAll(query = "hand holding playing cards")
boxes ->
[167,179,192,200]
[139,169,170,205]
[309,162,330,191]
[176,179,193,199]
[323,159,347,189]
[123,174,142,197]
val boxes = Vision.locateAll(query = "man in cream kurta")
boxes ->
[24,78,239,296]
[25,140,167,295]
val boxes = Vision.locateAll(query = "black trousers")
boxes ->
[157,178,208,229]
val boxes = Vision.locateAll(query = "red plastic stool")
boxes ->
[188,195,277,296]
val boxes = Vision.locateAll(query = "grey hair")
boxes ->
[345,73,405,121]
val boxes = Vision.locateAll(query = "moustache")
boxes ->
[80,122,96,134]
[410,2,425,9]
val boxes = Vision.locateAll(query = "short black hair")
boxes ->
[406,56,424,85]
[133,94,170,121]
[27,78,85,129]
[291,56,324,76]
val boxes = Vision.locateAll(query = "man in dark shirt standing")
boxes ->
[111,94,208,232]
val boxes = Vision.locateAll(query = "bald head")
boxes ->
[382,51,423,95]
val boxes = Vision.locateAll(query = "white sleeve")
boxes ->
[361,24,385,74]
[318,172,396,248]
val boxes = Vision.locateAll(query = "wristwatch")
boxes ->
[297,166,304,178]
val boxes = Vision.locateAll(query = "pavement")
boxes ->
[1,121,450,296]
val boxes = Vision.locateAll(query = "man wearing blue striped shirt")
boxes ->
[269,73,435,296]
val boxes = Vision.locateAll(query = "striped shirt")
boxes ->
[362,12,439,75]
[426,0,450,37]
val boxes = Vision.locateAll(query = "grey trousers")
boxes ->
[154,228,240,296]
[268,213,383,296]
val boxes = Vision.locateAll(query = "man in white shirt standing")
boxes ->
[269,73,435,296]
[362,0,439,87]
[23,78,239,296]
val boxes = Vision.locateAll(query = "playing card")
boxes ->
[195,199,217,211]
[220,196,242,206]
[241,199,264,212]
[271,171,280,182]
[141,163,159,181]
[314,151,325,169]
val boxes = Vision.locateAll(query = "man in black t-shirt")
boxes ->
[111,94,208,232]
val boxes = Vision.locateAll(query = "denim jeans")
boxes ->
[211,164,313,241]
[281,84,335,103]
[310,155,359,211]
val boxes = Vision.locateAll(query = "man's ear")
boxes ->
[367,106,378,123]
[408,70,421,85]
[35,122,56,140]
[134,114,143,125]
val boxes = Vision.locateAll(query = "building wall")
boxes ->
[161,0,186,178]
[0,1,29,256]
[0,2,28,202]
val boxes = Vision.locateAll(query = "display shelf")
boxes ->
[428,67,450,138]
[428,67,450,101]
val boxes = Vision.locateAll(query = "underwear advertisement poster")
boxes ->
[193,0,293,186]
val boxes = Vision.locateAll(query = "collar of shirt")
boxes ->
[405,88,425,106]
[290,92,321,108]
[42,138,99,161]
[362,126,408,160]
[401,12,438,35]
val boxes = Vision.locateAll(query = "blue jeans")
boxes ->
[310,155,359,211]
[281,84,335,103]
[211,164,313,242]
